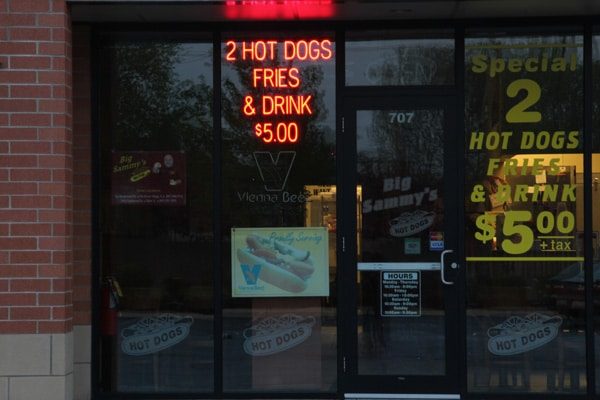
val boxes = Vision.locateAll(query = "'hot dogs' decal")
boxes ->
[231,227,329,297]
[121,314,193,356]
[487,312,563,356]
[243,314,316,356]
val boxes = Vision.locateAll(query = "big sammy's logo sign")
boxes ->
[362,176,438,214]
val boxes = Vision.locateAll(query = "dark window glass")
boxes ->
[221,33,337,392]
[345,31,454,86]
[464,34,586,394]
[592,34,600,394]
[99,40,214,393]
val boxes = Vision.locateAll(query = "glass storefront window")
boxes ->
[345,31,454,86]
[593,33,600,394]
[99,40,214,393]
[465,33,585,394]
[220,33,337,392]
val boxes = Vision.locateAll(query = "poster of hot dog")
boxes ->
[231,227,329,297]
[111,150,186,206]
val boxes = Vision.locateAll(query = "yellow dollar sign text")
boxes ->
[474,213,496,244]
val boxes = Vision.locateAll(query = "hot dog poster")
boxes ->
[111,151,186,206]
[231,227,329,297]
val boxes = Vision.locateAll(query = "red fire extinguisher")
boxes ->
[101,277,121,336]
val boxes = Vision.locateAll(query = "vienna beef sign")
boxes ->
[224,39,333,144]
[466,41,582,260]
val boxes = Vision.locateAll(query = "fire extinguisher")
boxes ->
[101,276,122,336]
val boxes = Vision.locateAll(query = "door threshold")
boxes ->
[344,394,460,400]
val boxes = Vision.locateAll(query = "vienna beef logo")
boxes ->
[236,151,308,204]
[254,151,295,192]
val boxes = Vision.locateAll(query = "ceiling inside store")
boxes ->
[69,0,600,22]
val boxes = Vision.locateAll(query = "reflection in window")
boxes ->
[345,31,454,86]
[464,34,586,394]
[99,41,214,393]
[220,34,337,392]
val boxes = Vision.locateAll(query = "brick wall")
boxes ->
[72,25,91,328]
[0,0,73,335]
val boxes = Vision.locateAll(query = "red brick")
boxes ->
[38,320,70,333]
[0,238,36,250]
[0,196,8,208]
[0,114,7,127]
[38,14,66,28]
[39,99,66,113]
[52,195,68,208]
[0,209,37,222]
[39,183,66,196]
[51,28,67,42]
[50,0,66,13]
[73,309,91,325]
[10,279,51,292]
[0,14,36,27]
[52,113,70,128]
[38,42,65,56]
[11,251,51,264]
[0,71,36,83]
[52,278,70,291]
[0,141,8,152]
[10,27,51,41]
[0,224,8,236]
[0,308,8,319]
[11,195,52,208]
[0,155,37,167]
[38,70,66,85]
[11,223,51,236]
[11,306,51,320]
[10,168,51,182]
[0,265,37,278]
[0,279,7,291]
[52,223,69,236]
[52,306,71,319]
[51,251,70,264]
[39,156,67,169]
[10,55,51,69]
[10,85,51,98]
[0,99,36,112]
[0,321,36,333]
[0,170,6,182]
[39,238,67,251]
[0,293,36,305]
[0,252,7,264]
[0,182,37,195]
[0,42,36,55]
[10,114,52,127]
[39,209,67,222]
[0,128,37,140]
[52,142,70,155]
[9,0,50,12]
[10,140,51,153]
[0,85,8,97]
[51,56,65,72]
[52,85,66,98]
[38,292,67,306]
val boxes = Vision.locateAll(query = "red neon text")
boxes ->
[253,68,300,88]
[225,39,333,62]
[262,95,312,116]
[255,122,299,143]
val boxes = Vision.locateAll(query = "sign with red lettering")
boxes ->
[111,151,186,206]
[224,39,334,145]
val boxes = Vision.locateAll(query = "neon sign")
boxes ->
[225,39,333,144]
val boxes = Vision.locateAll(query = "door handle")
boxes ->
[440,249,456,285]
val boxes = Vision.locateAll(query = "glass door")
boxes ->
[341,96,461,396]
